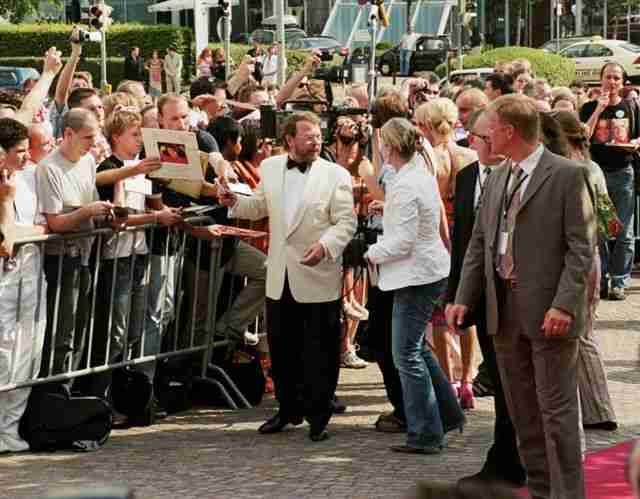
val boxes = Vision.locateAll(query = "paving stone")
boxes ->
[1,277,639,499]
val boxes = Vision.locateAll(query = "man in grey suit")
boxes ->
[446,94,595,499]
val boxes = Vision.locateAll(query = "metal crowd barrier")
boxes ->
[0,215,251,410]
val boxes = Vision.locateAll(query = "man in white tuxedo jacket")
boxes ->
[220,112,357,441]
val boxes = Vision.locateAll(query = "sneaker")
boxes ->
[609,287,626,301]
[244,331,259,346]
[340,349,368,369]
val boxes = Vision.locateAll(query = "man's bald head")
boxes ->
[29,123,55,164]
[455,88,489,130]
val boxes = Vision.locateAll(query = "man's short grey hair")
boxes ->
[62,108,99,133]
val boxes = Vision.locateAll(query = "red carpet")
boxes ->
[519,439,636,498]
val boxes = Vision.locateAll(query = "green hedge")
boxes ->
[0,23,195,85]
[0,57,126,89]
[0,23,193,60]
[436,47,576,86]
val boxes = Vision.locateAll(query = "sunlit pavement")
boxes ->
[1,277,639,499]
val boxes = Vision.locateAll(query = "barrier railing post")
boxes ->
[200,236,252,409]
[121,231,139,364]
[0,218,254,413]
[85,234,103,371]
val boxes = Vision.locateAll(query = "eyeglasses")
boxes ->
[469,131,491,143]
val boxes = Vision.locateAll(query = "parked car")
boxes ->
[377,35,450,76]
[0,66,40,92]
[440,67,494,86]
[249,28,307,46]
[539,36,592,53]
[558,38,640,84]
[231,32,252,44]
[287,36,347,61]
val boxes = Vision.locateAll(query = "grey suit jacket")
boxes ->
[455,148,596,339]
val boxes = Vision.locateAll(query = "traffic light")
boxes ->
[89,3,113,30]
[219,0,230,16]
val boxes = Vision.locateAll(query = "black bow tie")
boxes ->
[287,157,311,173]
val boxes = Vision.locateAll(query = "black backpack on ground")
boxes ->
[111,367,153,419]
[19,383,112,452]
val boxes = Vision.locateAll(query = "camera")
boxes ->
[71,29,102,44]
[260,104,369,145]
[334,116,370,147]
[409,79,430,106]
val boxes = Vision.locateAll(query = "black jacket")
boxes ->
[124,55,145,82]
[446,161,481,304]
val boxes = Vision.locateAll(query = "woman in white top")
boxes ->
[365,118,461,454]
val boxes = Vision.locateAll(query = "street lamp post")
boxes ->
[276,0,286,86]
[505,0,510,46]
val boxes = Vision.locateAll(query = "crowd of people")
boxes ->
[0,30,638,498]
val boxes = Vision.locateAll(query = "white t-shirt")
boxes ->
[37,150,99,265]
[15,163,46,226]
[101,157,149,259]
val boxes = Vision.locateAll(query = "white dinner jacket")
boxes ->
[231,154,357,303]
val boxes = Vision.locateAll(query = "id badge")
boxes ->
[498,231,509,256]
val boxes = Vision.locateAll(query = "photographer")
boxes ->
[404,74,440,112]
[365,89,410,432]
[321,116,370,369]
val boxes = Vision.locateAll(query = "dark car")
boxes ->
[287,36,347,61]
[0,66,40,92]
[231,32,252,44]
[377,35,450,76]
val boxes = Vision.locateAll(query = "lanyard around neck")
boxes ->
[502,167,529,220]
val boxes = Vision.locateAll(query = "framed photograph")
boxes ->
[142,128,203,181]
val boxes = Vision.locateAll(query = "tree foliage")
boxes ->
[0,0,62,23]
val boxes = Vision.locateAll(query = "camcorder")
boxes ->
[71,29,102,43]
[260,103,370,145]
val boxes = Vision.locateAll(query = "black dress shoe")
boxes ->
[258,413,303,434]
[309,427,330,442]
[459,467,526,488]
[331,397,347,414]
[584,421,618,431]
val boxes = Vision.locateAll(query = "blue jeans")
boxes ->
[601,166,635,289]
[88,256,148,398]
[392,279,450,449]
[399,48,411,76]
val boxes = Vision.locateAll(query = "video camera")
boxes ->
[71,29,102,43]
[260,103,369,145]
